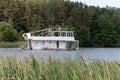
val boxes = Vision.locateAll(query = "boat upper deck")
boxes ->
[30,28,74,37]
[23,28,76,41]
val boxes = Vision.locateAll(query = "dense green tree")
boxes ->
[93,12,118,47]
[30,14,45,31]
[78,25,91,47]
[18,30,25,41]
[0,21,18,42]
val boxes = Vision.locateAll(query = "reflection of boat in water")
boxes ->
[23,28,79,50]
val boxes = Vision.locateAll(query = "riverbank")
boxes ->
[0,42,25,48]
[0,56,120,80]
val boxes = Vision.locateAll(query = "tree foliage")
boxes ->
[0,0,120,47]
[0,22,18,42]
[78,25,91,47]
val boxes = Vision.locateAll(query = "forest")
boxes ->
[0,0,120,47]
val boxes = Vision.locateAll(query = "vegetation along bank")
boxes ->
[0,56,119,80]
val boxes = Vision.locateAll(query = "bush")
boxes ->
[0,21,18,42]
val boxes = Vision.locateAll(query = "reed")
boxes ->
[0,55,119,80]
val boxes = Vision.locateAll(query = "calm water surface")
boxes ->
[0,48,120,61]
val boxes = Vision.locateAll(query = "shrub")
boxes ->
[0,21,18,42]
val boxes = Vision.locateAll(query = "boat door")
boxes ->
[28,39,32,50]
[56,41,59,49]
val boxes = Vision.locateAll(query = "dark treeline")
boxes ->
[0,0,120,47]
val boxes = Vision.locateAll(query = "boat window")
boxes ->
[67,32,73,37]
[54,32,60,36]
[61,32,66,37]
[48,32,53,36]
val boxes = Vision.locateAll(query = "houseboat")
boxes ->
[23,28,79,50]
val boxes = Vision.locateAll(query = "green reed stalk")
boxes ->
[0,55,119,80]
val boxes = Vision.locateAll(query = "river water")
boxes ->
[0,48,120,61]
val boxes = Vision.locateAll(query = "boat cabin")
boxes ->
[23,28,79,50]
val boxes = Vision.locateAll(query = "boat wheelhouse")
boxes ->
[23,28,79,50]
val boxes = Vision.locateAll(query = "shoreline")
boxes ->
[0,42,25,48]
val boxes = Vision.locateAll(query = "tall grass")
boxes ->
[0,55,119,80]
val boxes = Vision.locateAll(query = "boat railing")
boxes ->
[30,28,74,37]
[30,28,72,33]
[39,29,49,36]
